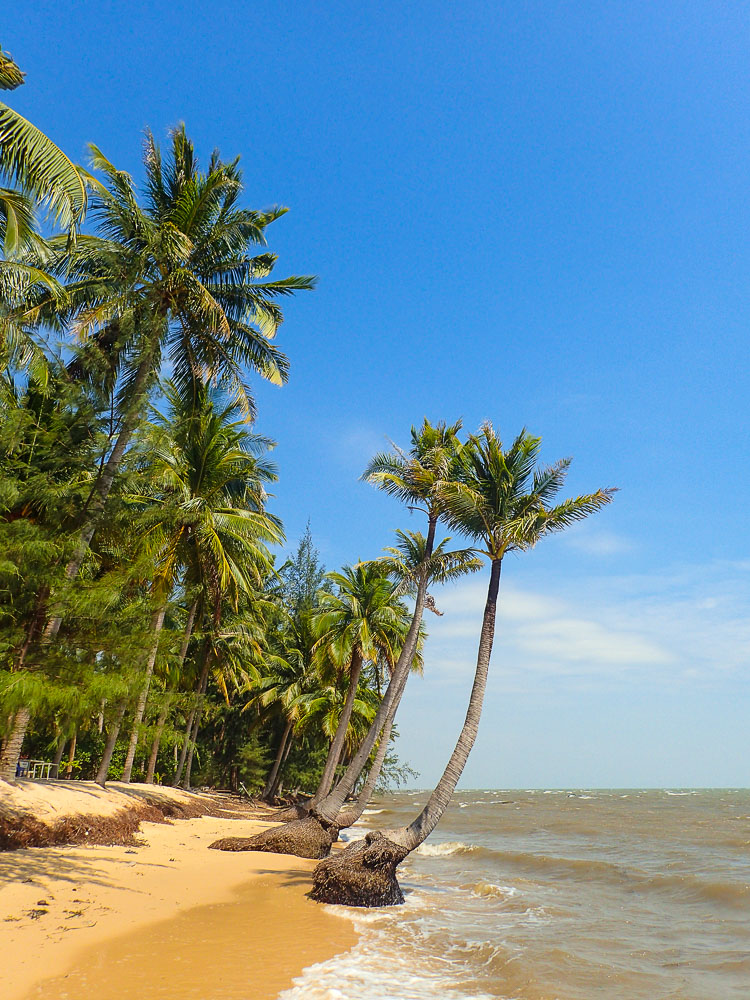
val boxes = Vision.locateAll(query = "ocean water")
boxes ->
[280,789,750,1000]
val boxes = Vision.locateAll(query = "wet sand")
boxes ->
[0,803,355,1000]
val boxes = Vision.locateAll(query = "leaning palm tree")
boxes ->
[310,424,616,905]
[334,530,482,829]
[307,563,413,804]
[209,419,466,858]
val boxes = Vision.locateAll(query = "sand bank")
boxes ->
[0,782,356,1000]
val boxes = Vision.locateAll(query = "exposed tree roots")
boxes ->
[309,831,409,906]
[270,802,311,823]
[209,815,339,859]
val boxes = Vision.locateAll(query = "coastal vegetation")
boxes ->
[0,42,615,908]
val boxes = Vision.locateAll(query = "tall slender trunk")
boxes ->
[312,648,364,804]
[145,596,199,785]
[64,729,77,779]
[0,707,31,780]
[52,737,66,771]
[96,700,127,787]
[121,605,166,783]
[182,661,210,790]
[43,345,157,642]
[391,558,502,851]
[263,719,293,800]
[145,699,169,785]
[312,516,437,824]
[174,646,211,787]
[16,585,50,668]
[271,730,294,799]
[336,677,405,828]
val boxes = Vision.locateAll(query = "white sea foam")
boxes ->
[415,840,476,857]
[469,881,518,899]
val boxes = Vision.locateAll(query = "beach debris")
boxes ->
[26,908,48,919]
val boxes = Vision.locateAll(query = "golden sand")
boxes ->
[0,789,355,1000]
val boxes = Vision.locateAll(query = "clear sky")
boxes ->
[5,1,749,787]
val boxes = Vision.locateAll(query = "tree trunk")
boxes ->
[52,737,66,771]
[174,642,211,787]
[182,695,205,791]
[311,522,435,825]
[336,683,402,828]
[121,605,166,783]
[42,345,158,642]
[0,707,31,781]
[147,596,199,785]
[95,700,127,787]
[310,558,502,906]
[262,719,293,801]
[145,699,169,785]
[218,518,438,858]
[64,729,77,779]
[312,648,364,803]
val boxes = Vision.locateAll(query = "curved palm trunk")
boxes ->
[310,648,364,805]
[263,719,293,801]
[210,520,438,859]
[95,700,127,787]
[146,596,199,784]
[43,344,158,643]
[310,557,502,905]
[0,707,31,780]
[121,605,166,783]
[311,517,437,825]
[336,679,404,828]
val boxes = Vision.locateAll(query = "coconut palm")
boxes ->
[0,44,88,237]
[208,420,467,859]
[334,530,482,828]
[119,382,282,783]
[310,424,616,906]
[303,420,467,821]
[306,563,412,806]
[35,125,311,641]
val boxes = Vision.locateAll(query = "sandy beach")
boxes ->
[0,782,356,1000]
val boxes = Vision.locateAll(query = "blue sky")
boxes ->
[5,1,749,786]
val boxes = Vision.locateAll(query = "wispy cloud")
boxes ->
[422,559,750,691]
[563,525,634,556]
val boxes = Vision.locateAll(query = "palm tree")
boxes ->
[307,563,412,804]
[36,125,311,640]
[310,424,616,906]
[0,44,89,237]
[120,382,282,783]
[0,126,309,778]
[209,419,466,859]
[334,530,482,829]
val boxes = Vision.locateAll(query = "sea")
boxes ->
[279,789,750,1000]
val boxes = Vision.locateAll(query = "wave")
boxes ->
[468,880,517,899]
[414,841,750,910]
[415,840,479,857]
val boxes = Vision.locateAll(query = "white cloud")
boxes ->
[563,526,634,556]
[421,559,750,689]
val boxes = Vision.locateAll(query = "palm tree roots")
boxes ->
[309,831,409,907]
[208,815,338,860]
